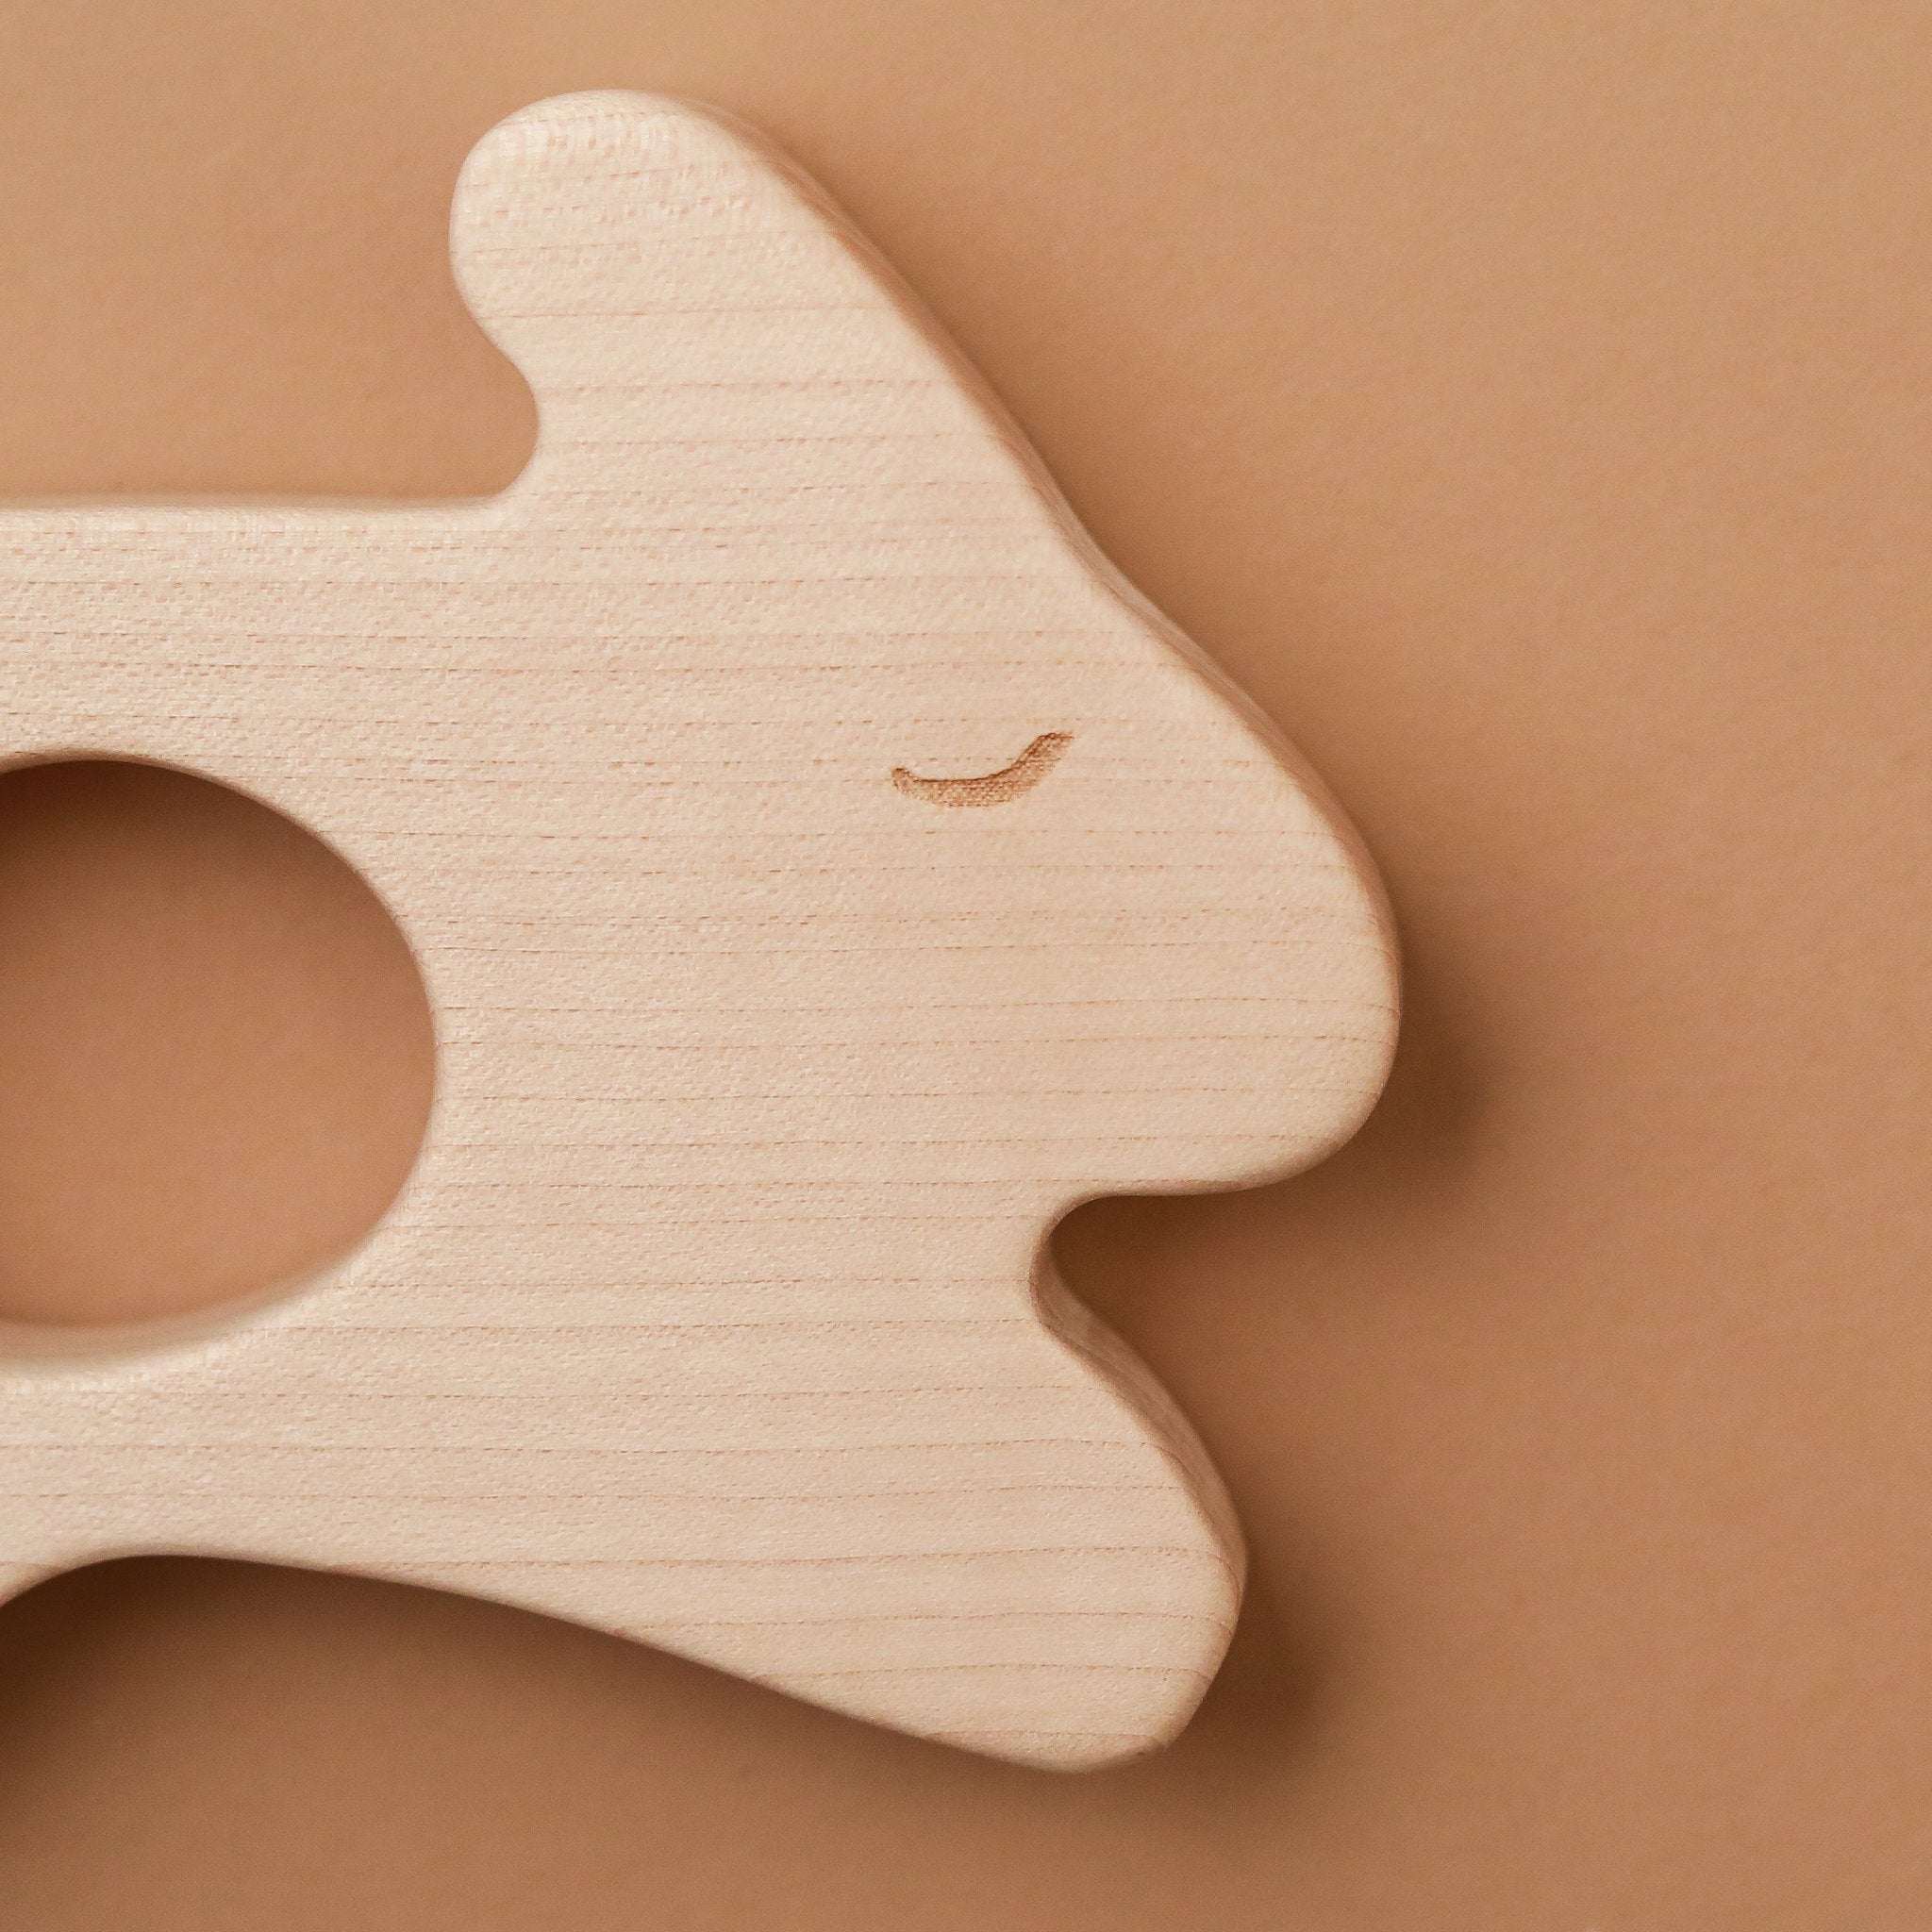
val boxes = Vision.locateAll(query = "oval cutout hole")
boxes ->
[0,759,434,1326]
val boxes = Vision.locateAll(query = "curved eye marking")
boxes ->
[891,732,1073,808]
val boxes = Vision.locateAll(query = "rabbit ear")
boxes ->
[451,92,986,497]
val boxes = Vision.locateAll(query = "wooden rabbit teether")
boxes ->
[0,92,1397,1768]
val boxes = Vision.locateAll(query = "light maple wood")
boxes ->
[0,92,1397,1768]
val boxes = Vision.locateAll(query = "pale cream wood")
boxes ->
[0,92,1397,1769]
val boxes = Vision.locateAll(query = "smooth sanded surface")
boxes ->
[0,92,1396,1768]
[1,3,1930,1927]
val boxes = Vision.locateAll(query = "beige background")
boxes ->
[2,3,1930,1925]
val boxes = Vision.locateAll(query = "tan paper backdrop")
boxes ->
[2,3,1930,1925]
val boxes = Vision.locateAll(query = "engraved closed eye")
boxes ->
[890,732,1073,808]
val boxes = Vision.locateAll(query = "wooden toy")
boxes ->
[0,92,1397,1768]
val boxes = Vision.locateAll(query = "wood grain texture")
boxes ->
[0,92,1396,1769]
